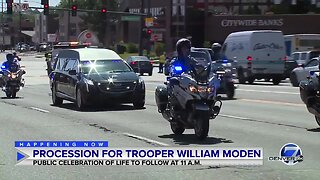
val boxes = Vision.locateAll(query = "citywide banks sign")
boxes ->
[15,141,263,166]
[206,15,320,42]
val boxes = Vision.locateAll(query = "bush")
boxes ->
[116,44,126,54]
[127,43,138,53]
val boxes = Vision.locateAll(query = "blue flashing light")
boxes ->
[174,66,183,71]
[1,65,6,69]
[223,59,229,63]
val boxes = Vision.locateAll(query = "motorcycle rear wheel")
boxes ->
[315,116,320,127]
[194,113,209,140]
[170,122,185,135]
[11,91,17,98]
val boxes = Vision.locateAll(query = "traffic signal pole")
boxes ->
[138,0,144,56]
[19,0,21,43]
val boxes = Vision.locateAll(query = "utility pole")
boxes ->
[1,0,4,51]
[146,0,150,56]
[138,0,144,56]
[19,0,22,43]
[67,0,71,41]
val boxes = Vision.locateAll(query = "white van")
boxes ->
[221,30,286,85]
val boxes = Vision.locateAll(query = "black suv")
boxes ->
[50,48,145,110]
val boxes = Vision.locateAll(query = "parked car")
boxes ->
[15,43,29,52]
[222,30,286,85]
[291,50,320,65]
[290,57,320,87]
[38,43,50,52]
[49,48,146,110]
[126,56,153,76]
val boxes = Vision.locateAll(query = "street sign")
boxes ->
[121,16,140,22]
[85,33,92,39]
[13,3,29,12]
[47,34,57,43]
[151,33,163,41]
[145,17,154,27]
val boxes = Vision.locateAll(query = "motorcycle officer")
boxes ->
[169,38,198,76]
[1,53,20,72]
[211,43,222,61]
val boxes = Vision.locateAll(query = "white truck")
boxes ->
[221,30,286,85]
[284,34,320,56]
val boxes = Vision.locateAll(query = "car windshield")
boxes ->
[310,51,320,59]
[131,56,149,61]
[80,59,132,74]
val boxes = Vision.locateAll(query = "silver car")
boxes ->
[290,57,319,87]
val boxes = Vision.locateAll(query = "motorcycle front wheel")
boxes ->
[315,116,320,127]
[11,90,17,98]
[6,91,12,98]
[194,113,209,140]
[170,121,185,135]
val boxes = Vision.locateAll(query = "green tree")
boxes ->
[58,0,119,45]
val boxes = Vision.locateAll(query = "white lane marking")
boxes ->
[240,99,304,107]
[30,107,50,113]
[123,133,169,147]
[237,89,299,95]
[220,114,249,120]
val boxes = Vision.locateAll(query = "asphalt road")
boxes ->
[0,53,319,180]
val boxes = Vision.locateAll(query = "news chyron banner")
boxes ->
[15,141,263,166]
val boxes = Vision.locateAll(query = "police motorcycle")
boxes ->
[299,62,320,126]
[155,61,222,140]
[212,59,237,99]
[0,63,25,98]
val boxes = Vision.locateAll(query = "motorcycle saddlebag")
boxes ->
[155,85,168,112]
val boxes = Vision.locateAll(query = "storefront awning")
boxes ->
[21,31,35,37]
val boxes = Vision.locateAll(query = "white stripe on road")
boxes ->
[30,107,50,113]
[123,133,169,147]
[220,114,249,120]
[237,89,299,95]
[240,99,304,107]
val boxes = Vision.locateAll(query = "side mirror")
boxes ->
[68,70,77,76]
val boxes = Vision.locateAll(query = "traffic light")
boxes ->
[6,1,12,15]
[41,0,48,5]
[101,7,107,14]
[43,4,49,16]
[71,4,77,16]
[146,29,152,40]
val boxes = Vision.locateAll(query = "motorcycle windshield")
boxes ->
[190,51,211,83]
[8,64,20,73]
[192,64,211,83]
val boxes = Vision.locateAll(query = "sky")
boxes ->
[21,0,60,7]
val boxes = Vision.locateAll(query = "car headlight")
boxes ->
[84,78,94,85]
